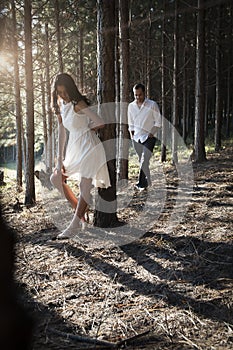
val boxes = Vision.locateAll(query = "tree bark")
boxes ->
[78,26,84,92]
[214,5,223,151]
[161,0,167,162]
[45,22,53,172]
[171,1,179,164]
[118,0,130,181]
[11,0,23,190]
[94,0,119,227]
[40,72,47,170]
[54,0,63,73]
[194,0,206,162]
[225,8,232,138]
[24,0,35,205]
[182,14,188,143]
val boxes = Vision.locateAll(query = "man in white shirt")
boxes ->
[128,83,161,190]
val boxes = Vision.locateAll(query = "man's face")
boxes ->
[133,88,145,104]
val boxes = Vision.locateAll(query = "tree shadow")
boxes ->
[8,213,232,349]
[43,231,232,324]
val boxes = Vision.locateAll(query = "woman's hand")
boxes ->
[55,158,66,173]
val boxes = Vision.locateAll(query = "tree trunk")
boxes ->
[94,0,119,227]
[146,11,152,97]
[214,5,223,152]
[78,26,84,92]
[115,1,120,178]
[54,0,63,73]
[118,0,130,181]
[24,0,35,205]
[45,22,53,172]
[171,1,179,164]
[11,0,23,190]
[161,0,167,162]
[40,72,47,170]
[194,0,206,162]
[182,14,188,143]
[226,6,232,138]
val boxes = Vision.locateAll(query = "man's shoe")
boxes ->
[134,184,147,191]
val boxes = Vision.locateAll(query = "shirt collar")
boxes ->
[133,97,148,107]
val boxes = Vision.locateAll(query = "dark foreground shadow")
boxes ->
[4,214,233,349]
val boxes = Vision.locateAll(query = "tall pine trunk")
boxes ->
[40,70,48,174]
[161,0,167,162]
[45,22,53,172]
[11,0,23,190]
[94,0,119,227]
[194,0,206,162]
[182,15,188,143]
[214,5,223,151]
[24,0,35,205]
[118,0,130,181]
[54,0,63,73]
[171,1,179,164]
[225,6,232,138]
[77,26,84,92]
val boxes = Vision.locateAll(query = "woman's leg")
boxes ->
[76,177,92,218]
[62,179,78,210]
[50,170,78,209]
[57,177,92,239]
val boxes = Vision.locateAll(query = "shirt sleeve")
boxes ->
[128,104,134,131]
[152,101,162,128]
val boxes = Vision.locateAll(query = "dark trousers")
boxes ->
[133,136,156,188]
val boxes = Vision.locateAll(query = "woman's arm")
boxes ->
[56,115,66,171]
[74,100,105,130]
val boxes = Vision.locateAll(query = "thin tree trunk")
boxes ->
[204,45,209,137]
[115,0,120,178]
[54,0,63,73]
[40,72,47,169]
[118,0,130,181]
[194,0,206,162]
[171,1,179,164]
[161,0,167,162]
[45,22,53,172]
[11,0,23,190]
[146,11,152,97]
[75,23,84,92]
[182,15,188,143]
[24,0,35,205]
[214,5,223,152]
[225,6,232,138]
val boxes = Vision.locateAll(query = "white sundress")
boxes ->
[61,101,111,189]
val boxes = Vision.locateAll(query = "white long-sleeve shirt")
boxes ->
[128,98,161,143]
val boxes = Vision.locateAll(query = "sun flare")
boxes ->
[0,51,12,71]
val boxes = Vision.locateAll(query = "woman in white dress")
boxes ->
[50,73,111,239]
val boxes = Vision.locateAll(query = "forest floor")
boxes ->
[0,145,233,350]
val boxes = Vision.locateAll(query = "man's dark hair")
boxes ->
[133,83,145,92]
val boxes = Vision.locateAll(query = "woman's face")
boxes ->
[57,85,70,103]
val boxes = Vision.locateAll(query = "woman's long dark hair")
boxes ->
[52,73,90,114]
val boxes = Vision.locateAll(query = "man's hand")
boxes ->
[130,130,135,139]
[149,126,159,138]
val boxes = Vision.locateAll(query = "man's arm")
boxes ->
[128,104,134,139]
[148,126,159,138]
[148,101,161,137]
